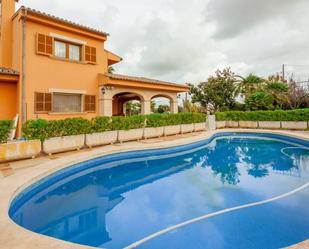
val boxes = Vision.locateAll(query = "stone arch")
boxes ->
[150,93,178,114]
[99,86,179,116]
[112,92,145,116]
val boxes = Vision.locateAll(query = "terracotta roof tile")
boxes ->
[0,67,19,75]
[107,73,188,89]
[15,7,109,37]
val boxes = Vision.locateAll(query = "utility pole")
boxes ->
[282,64,285,81]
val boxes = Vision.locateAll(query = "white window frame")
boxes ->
[54,40,66,59]
[69,44,80,61]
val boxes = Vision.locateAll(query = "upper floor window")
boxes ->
[54,41,66,59]
[36,33,95,64]
[69,44,81,61]
[54,40,81,61]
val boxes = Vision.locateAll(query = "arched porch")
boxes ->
[112,92,144,116]
[98,73,188,117]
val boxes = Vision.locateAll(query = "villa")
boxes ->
[0,0,188,130]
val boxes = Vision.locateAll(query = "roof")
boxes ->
[0,67,19,76]
[14,7,109,37]
[106,50,123,66]
[107,73,189,89]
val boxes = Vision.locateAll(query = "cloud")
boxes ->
[17,0,309,84]
[203,0,308,40]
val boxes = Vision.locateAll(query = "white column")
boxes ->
[100,98,113,117]
[141,100,151,115]
[171,101,178,114]
[206,115,216,130]
[99,87,113,117]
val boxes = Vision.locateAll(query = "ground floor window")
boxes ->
[53,93,82,113]
[34,92,96,114]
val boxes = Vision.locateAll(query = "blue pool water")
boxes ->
[9,133,309,249]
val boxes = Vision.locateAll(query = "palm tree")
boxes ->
[265,78,289,109]
[236,74,264,99]
[125,101,141,116]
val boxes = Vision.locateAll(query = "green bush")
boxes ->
[163,113,183,126]
[245,92,274,111]
[146,114,167,127]
[145,113,206,127]
[0,120,13,144]
[216,109,309,121]
[22,119,48,141]
[112,115,145,130]
[22,113,208,141]
[192,113,207,123]
[90,117,112,133]
[23,118,92,141]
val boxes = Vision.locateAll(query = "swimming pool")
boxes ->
[9,132,309,249]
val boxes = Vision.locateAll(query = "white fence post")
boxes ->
[207,115,216,131]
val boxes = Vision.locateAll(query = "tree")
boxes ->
[182,99,201,113]
[245,91,274,110]
[236,73,264,99]
[288,77,309,109]
[189,68,239,112]
[125,101,141,116]
[157,104,170,113]
[265,74,289,109]
[151,100,157,113]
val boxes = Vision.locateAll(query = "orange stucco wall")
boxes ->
[1,1,186,131]
[11,14,108,122]
[0,0,16,67]
[0,82,17,120]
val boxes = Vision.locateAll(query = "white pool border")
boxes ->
[0,129,308,249]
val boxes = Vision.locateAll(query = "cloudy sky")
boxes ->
[18,0,309,85]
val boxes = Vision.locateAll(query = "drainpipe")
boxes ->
[21,9,28,125]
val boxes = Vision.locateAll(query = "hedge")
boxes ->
[23,118,92,141]
[216,109,309,122]
[22,113,207,141]
[111,116,146,130]
[0,120,12,144]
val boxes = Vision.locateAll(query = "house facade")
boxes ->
[0,0,188,127]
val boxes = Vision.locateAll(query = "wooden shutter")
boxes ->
[45,93,52,112]
[37,34,53,55]
[85,46,91,61]
[85,46,96,63]
[84,95,96,112]
[35,92,52,113]
[90,47,96,63]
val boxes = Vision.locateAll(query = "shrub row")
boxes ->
[216,109,309,122]
[22,113,207,141]
[0,120,13,144]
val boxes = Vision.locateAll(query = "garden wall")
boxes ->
[216,109,309,130]
[0,113,209,161]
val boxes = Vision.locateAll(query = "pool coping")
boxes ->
[0,129,308,249]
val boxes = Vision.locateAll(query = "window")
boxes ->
[54,41,66,59]
[69,44,81,61]
[54,40,81,61]
[36,34,96,64]
[53,93,82,113]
